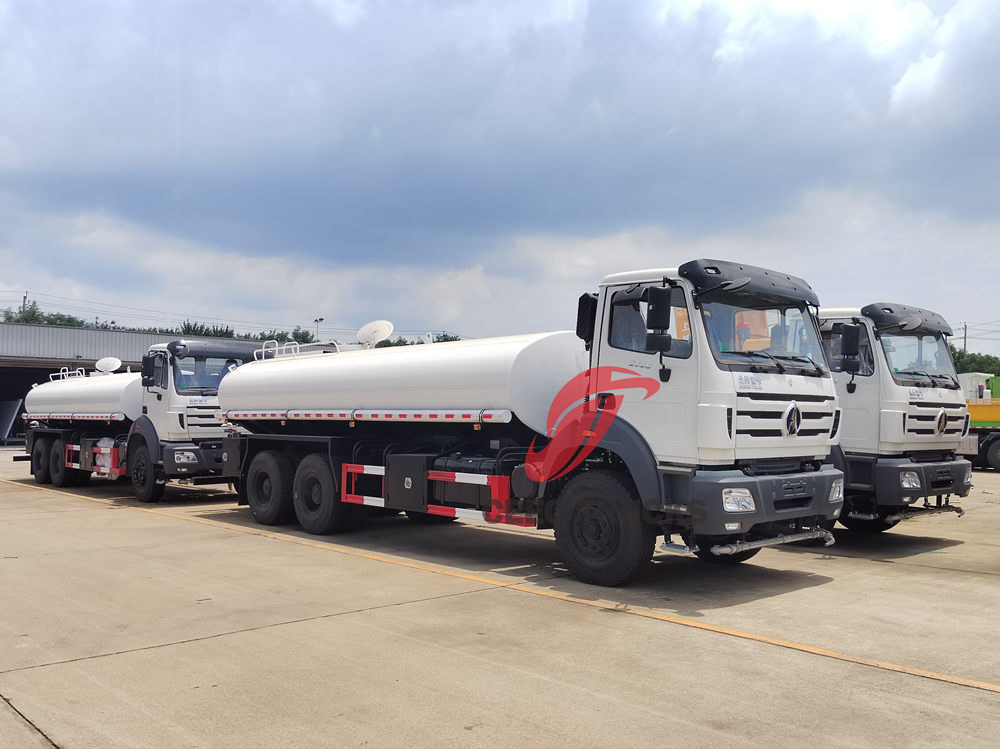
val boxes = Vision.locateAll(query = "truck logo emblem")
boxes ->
[935,409,948,435]
[404,477,413,489]
[782,403,802,437]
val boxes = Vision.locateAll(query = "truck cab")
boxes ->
[819,303,972,531]
[580,259,845,560]
[135,339,261,491]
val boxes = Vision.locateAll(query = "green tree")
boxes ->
[375,336,412,348]
[2,300,88,327]
[950,343,1000,375]
[434,333,461,342]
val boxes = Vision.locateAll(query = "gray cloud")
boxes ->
[0,0,998,347]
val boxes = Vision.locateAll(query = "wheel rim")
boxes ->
[304,477,322,512]
[571,503,619,562]
[134,458,147,486]
[254,474,273,505]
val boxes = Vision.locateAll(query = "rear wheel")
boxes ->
[292,454,358,534]
[129,443,164,503]
[246,450,295,525]
[31,437,53,484]
[50,439,85,487]
[553,470,655,586]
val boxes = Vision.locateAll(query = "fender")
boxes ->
[127,416,162,463]
[594,417,663,510]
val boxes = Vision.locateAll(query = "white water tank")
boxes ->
[25,372,143,421]
[219,332,588,434]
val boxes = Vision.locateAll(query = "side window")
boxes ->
[609,286,692,358]
[152,354,168,389]
[822,323,874,376]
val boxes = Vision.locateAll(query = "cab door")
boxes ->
[595,282,698,463]
[141,351,174,440]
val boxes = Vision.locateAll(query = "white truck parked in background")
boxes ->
[819,304,972,532]
[218,259,845,586]
[20,339,260,502]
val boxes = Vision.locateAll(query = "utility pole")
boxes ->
[963,322,967,353]
[22,291,27,314]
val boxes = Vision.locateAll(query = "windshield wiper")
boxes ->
[895,370,935,386]
[727,350,786,373]
[772,354,826,376]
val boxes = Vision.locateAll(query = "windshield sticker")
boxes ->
[737,374,764,391]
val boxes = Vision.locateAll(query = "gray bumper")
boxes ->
[162,443,225,478]
[873,458,972,507]
[686,465,844,536]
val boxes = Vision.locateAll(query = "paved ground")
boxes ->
[1,447,998,748]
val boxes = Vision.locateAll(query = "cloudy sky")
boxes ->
[1,0,998,351]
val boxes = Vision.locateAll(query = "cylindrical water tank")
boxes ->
[219,332,587,435]
[25,372,143,421]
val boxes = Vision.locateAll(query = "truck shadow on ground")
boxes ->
[192,507,833,617]
[773,527,963,561]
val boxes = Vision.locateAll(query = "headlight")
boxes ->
[723,488,756,512]
[174,451,198,464]
[962,465,972,485]
[829,478,844,503]
[900,470,921,489]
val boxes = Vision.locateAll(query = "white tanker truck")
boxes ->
[218,259,846,585]
[21,339,261,501]
[819,303,972,532]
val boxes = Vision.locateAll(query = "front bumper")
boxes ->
[873,457,972,507]
[684,465,844,536]
[162,442,225,478]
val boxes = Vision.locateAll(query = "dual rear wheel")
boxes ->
[245,450,360,534]
[31,437,90,488]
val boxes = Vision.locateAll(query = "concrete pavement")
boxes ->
[1,448,998,747]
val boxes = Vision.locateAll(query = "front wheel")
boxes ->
[987,440,1000,471]
[129,443,164,503]
[553,471,655,586]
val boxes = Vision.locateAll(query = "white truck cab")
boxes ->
[819,303,972,531]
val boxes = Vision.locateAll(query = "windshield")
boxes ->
[173,355,245,394]
[701,301,827,374]
[880,332,958,386]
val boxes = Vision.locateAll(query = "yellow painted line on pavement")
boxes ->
[6,477,1000,695]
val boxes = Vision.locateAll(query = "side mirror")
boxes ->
[646,286,672,330]
[140,355,155,387]
[840,324,861,357]
[576,293,598,346]
[839,324,862,375]
[645,332,672,353]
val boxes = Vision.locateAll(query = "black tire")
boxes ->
[49,439,83,488]
[693,536,762,564]
[839,513,898,533]
[553,470,656,586]
[292,454,358,534]
[246,450,295,525]
[987,440,1000,471]
[405,510,458,524]
[128,443,164,503]
[31,437,53,484]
